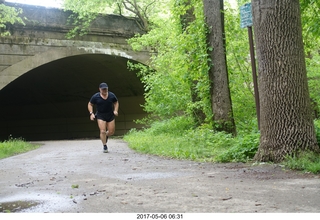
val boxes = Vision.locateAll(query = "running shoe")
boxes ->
[103,145,108,153]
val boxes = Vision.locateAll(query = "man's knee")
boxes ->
[106,128,115,136]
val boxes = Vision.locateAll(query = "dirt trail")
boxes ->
[0,139,319,213]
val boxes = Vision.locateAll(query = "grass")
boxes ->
[283,151,320,174]
[124,117,320,174]
[0,137,40,159]
[124,116,260,163]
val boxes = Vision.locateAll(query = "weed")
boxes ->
[283,151,320,174]
[71,184,79,189]
[214,132,260,162]
[124,116,259,162]
[0,136,40,159]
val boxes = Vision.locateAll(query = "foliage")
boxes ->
[124,116,259,162]
[283,151,320,174]
[315,120,320,146]
[302,1,320,120]
[300,0,320,49]
[0,4,24,36]
[305,51,320,117]
[0,136,39,159]
[224,1,259,133]
[62,0,169,37]
[214,132,260,162]
[125,116,228,161]
[128,0,212,123]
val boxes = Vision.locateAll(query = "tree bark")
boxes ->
[252,0,319,162]
[203,0,236,135]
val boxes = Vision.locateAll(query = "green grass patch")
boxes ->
[0,137,40,159]
[125,117,320,168]
[124,116,260,163]
[214,132,260,162]
[283,151,320,174]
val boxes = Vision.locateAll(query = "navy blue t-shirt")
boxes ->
[89,92,118,114]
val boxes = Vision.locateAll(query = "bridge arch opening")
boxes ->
[0,53,147,141]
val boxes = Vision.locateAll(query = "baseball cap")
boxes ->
[99,82,108,89]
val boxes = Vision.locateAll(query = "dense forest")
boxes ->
[1,0,319,172]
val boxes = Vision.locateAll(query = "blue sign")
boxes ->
[240,3,253,28]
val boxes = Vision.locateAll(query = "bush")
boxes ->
[126,116,226,160]
[283,151,320,174]
[125,116,261,163]
[214,132,260,162]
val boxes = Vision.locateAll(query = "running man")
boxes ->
[88,82,119,153]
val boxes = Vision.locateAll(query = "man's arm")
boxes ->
[88,102,95,120]
[113,101,119,116]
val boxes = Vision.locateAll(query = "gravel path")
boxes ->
[0,139,319,213]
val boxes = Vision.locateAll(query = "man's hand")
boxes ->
[90,113,95,121]
[114,111,118,116]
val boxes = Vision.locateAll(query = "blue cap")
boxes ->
[99,82,108,89]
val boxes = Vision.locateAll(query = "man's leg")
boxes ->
[97,119,107,145]
[106,119,116,138]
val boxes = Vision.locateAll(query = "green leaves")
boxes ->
[63,0,169,36]
[214,132,260,162]
[127,0,212,122]
[0,4,25,36]
[283,150,320,174]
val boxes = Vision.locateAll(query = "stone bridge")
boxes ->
[0,2,152,141]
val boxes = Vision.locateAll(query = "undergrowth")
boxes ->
[124,116,260,163]
[0,136,39,159]
[282,120,320,174]
[124,117,320,174]
[283,151,320,174]
[315,120,320,146]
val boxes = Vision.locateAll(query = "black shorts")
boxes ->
[95,112,115,122]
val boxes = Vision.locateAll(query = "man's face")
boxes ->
[100,88,108,95]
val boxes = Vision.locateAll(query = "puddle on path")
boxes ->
[0,193,77,213]
[0,201,39,213]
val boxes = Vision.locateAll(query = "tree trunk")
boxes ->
[252,0,319,162]
[203,0,236,135]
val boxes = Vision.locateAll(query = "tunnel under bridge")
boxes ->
[0,2,152,141]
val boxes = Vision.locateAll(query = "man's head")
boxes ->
[99,82,108,94]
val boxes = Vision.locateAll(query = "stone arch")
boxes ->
[0,46,150,90]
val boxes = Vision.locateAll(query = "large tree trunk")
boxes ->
[203,0,236,135]
[252,0,319,162]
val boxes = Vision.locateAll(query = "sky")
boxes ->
[5,0,238,9]
[5,0,63,8]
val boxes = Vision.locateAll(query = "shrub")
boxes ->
[214,132,260,163]
[283,151,320,174]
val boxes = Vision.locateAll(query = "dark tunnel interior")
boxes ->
[0,54,147,141]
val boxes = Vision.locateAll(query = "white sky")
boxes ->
[5,0,63,8]
[5,0,238,9]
